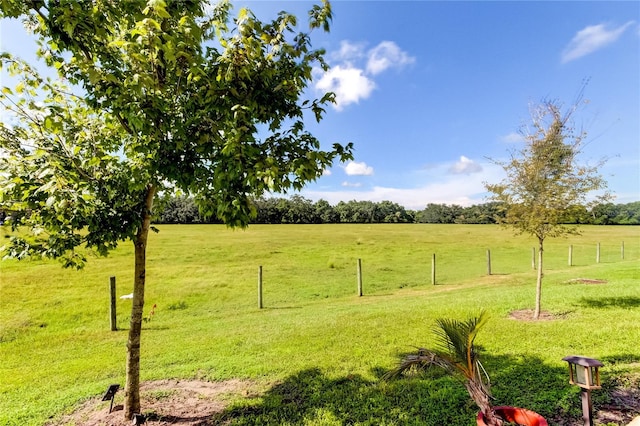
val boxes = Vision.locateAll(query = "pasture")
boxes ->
[1,224,639,425]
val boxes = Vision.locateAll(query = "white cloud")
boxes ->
[366,41,416,75]
[315,40,413,110]
[344,161,374,176]
[322,169,332,176]
[342,181,362,187]
[315,65,375,111]
[449,156,483,175]
[303,162,506,210]
[332,40,366,63]
[561,21,635,63]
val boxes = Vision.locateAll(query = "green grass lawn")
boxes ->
[1,224,639,425]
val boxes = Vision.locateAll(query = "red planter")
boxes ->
[476,406,548,426]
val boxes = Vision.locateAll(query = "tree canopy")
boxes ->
[0,0,352,417]
[485,95,610,319]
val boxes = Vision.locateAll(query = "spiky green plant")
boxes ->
[385,312,503,426]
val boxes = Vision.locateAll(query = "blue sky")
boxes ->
[241,1,640,208]
[1,1,638,209]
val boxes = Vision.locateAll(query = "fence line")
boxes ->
[258,266,263,309]
[256,241,628,302]
[105,240,632,314]
[357,258,363,296]
[431,253,436,285]
[110,276,117,331]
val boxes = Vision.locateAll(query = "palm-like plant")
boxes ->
[384,312,503,426]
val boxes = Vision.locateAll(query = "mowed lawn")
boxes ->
[1,224,639,425]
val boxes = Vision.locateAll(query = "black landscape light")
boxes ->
[101,383,120,414]
[132,413,146,425]
[562,356,603,426]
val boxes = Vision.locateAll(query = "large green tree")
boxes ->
[0,0,352,418]
[485,95,609,320]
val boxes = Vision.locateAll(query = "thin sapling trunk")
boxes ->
[534,238,544,320]
[125,184,156,419]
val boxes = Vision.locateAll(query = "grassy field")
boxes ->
[1,224,639,425]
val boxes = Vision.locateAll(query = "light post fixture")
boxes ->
[101,383,120,414]
[562,355,603,426]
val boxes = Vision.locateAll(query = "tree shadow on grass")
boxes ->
[211,353,603,425]
[213,367,473,426]
[600,353,640,365]
[578,296,640,309]
[483,353,579,425]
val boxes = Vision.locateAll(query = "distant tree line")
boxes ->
[1,198,637,226]
[152,196,640,225]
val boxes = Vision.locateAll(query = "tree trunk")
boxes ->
[534,238,544,320]
[466,381,503,426]
[124,184,156,419]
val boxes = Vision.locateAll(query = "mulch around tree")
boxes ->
[566,278,609,285]
[508,309,560,321]
[47,379,256,426]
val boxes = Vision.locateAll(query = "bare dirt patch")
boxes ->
[508,309,563,321]
[566,278,608,285]
[48,379,256,426]
[46,376,640,426]
[551,395,640,426]
[596,386,640,426]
